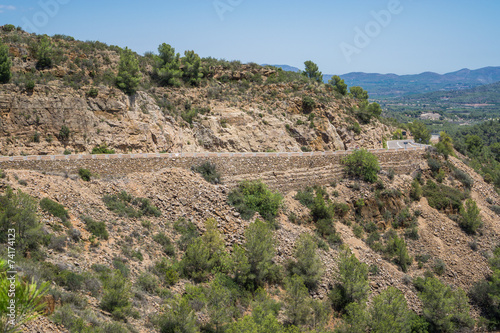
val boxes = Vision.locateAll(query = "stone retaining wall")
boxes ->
[0,148,428,192]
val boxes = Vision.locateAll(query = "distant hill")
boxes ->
[337,67,500,99]
[265,65,500,99]
[262,64,301,72]
[399,81,500,106]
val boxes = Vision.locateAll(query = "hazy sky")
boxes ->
[2,0,499,75]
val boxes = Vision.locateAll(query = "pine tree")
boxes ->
[155,43,182,87]
[303,60,323,83]
[288,233,323,290]
[0,42,12,83]
[181,50,203,86]
[115,47,141,95]
[328,75,347,95]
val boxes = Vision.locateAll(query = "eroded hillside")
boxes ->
[0,149,499,332]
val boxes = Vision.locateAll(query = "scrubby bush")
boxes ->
[191,161,221,184]
[78,168,91,181]
[91,143,115,154]
[82,216,109,240]
[40,197,69,225]
[302,96,316,113]
[410,179,422,201]
[459,198,482,234]
[228,180,282,224]
[342,149,380,183]
[180,219,226,283]
[423,181,466,213]
[173,217,199,251]
[100,270,133,320]
[153,232,176,256]
[385,232,412,272]
[102,191,161,218]
[0,42,12,84]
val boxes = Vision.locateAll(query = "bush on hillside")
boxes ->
[342,149,380,183]
[228,180,282,225]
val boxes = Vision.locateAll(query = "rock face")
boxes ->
[0,83,392,156]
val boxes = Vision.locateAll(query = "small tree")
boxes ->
[303,60,323,83]
[436,131,454,157]
[419,276,473,332]
[0,42,12,84]
[284,275,310,326]
[100,270,132,320]
[242,219,277,289]
[409,121,431,144]
[181,50,203,86]
[350,86,369,100]
[330,248,369,311]
[342,149,380,183]
[116,47,141,95]
[155,43,182,87]
[370,287,413,333]
[288,233,323,291]
[35,35,53,70]
[459,198,482,234]
[328,75,348,95]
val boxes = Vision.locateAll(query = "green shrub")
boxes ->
[91,143,115,154]
[294,187,315,208]
[459,198,483,234]
[454,168,474,190]
[58,125,70,141]
[153,232,176,256]
[228,180,283,224]
[418,276,473,332]
[100,270,133,320]
[40,197,69,225]
[115,47,141,95]
[102,191,161,218]
[342,149,380,183]
[432,259,446,276]
[287,234,323,291]
[136,272,158,294]
[191,162,221,184]
[87,87,99,97]
[385,232,412,272]
[82,216,108,240]
[78,168,91,181]
[174,217,199,251]
[2,24,15,32]
[423,181,466,213]
[25,80,35,91]
[330,248,369,311]
[352,224,364,238]
[302,96,316,113]
[0,259,49,332]
[410,179,422,201]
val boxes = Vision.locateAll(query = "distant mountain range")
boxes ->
[265,65,500,99]
[398,81,500,106]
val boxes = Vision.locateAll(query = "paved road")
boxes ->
[386,140,427,150]
[0,144,430,162]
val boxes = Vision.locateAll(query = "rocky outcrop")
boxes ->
[0,83,392,156]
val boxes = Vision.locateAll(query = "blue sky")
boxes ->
[1,0,499,75]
